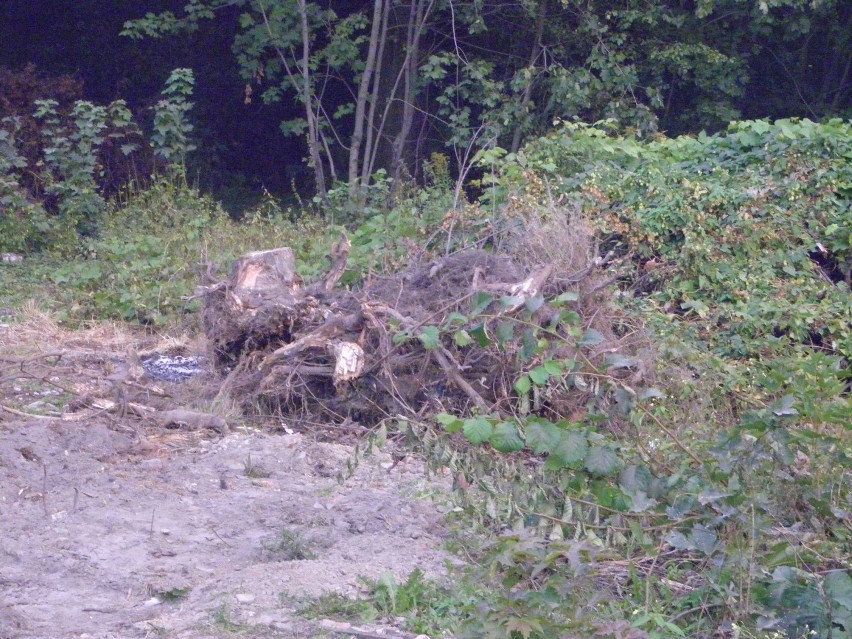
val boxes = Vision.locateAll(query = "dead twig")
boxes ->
[1,404,57,420]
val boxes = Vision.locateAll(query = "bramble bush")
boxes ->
[388,119,852,639]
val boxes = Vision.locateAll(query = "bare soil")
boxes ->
[1,398,455,639]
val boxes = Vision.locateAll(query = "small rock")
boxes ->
[235,593,255,603]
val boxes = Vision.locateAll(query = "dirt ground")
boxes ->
[0,315,458,639]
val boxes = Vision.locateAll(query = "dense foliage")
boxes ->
[415,119,850,638]
[118,0,850,196]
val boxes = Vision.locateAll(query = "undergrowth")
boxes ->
[1,116,848,639]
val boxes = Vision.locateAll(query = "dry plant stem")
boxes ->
[431,348,491,413]
[637,405,704,467]
[669,602,725,624]
[322,234,351,291]
[1,404,56,420]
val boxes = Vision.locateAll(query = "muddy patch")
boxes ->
[0,418,454,638]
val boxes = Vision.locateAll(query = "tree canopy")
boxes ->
[2,0,848,197]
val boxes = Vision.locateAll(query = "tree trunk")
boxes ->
[348,0,385,195]
[360,0,391,187]
[390,0,430,184]
[298,0,327,200]
[510,0,547,154]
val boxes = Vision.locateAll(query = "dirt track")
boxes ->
[0,415,454,638]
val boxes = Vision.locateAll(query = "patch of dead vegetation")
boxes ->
[200,205,655,432]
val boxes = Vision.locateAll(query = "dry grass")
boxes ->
[0,302,143,357]
[0,304,240,430]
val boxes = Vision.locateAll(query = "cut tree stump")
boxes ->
[228,247,302,314]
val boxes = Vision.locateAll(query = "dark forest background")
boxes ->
[1,0,848,205]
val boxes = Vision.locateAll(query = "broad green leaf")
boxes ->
[591,484,630,512]
[525,295,544,313]
[500,295,525,307]
[579,328,605,346]
[471,292,494,316]
[559,310,582,325]
[417,326,441,350]
[445,312,468,325]
[435,412,464,433]
[548,431,588,468]
[690,524,718,555]
[463,417,493,444]
[553,291,579,304]
[824,570,852,611]
[470,323,491,347]
[543,360,564,376]
[520,328,538,361]
[583,446,621,476]
[604,354,636,370]
[495,320,515,345]
[771,394,799,416]
[490,422,525,452]
[529,366,550,386]
[454,329,473,347]
[524,420,561,454]
[514,374,532,395]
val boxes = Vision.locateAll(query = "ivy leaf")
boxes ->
[628,490,658,513]
[463,417,493,445]
[418,326,441,350]
[548,431,588,468]
[524,420,561,454]
[490,422,525,452]
[503,618,542,639]
[584,446,621,476]
[665,530,693,551]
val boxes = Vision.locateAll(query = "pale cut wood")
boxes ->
[228,247,301,314]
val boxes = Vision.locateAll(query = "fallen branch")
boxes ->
[1,404,57,420]
[432,348,491,413]
[261,312,363,370]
